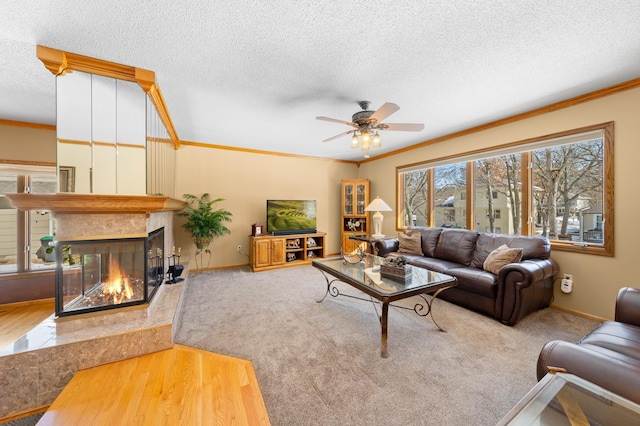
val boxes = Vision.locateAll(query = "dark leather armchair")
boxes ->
[537,287,640,404]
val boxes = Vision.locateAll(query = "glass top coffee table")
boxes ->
[497,372,640,425]
[312,254,457,358]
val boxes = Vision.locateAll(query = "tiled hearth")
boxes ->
[0,194,187,419]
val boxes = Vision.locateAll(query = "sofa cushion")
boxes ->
[397,231,423,256]
[446,267,498,299]
[482,244,523,275]
[409,256,464,274]
[471,233,550,268]
[406,227,442,258]
[433,229,480,266]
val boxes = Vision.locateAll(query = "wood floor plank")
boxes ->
[37,344,271,425]
[0,300,54,351]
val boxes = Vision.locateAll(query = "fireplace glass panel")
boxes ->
[146,227,164,301]
[55,236,149,316]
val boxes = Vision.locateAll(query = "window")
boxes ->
[531,137,604,245]
[396,122,613,255]
[474,153,521,235]
[398,168,428,227]
[434,163,466,228]
[0,166,57,274]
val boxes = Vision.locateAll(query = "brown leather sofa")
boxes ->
[373,227,558,325]
[537,287,640,404]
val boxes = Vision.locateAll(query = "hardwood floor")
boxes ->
[0,299,54,351]
[37,344,271,425]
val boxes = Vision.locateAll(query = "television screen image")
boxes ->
[267,200,317,235]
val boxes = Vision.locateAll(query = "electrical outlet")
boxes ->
[237,245,242,252]
[563,273,573,281]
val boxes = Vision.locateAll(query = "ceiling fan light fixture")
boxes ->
[361,136,370,151]
[362,131,370,144]
[372,132,381,148]
[317,100,424,153]
[351,134,359,148]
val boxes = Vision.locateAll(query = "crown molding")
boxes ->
[360,76,640,164]
[0,118,55,131]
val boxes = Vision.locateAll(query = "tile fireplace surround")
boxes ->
[0,194,187,419]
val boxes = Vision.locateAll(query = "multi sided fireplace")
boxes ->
[55,228,164,317]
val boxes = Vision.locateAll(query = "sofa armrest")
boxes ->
[498,258,558,325]
[616,287,640,326]
[372,239,399,257]
[537,340,640,405]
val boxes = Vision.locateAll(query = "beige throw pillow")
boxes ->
[398,232,423,256]
[483,244,523,275]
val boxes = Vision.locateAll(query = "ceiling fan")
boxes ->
[316,101,424,151]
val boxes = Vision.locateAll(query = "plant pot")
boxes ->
[194,237,212,250]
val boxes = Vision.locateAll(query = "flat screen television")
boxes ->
[266,200,317,235]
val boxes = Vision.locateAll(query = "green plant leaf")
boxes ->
[179,193,233,241]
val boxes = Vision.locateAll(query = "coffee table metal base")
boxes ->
[316,271,453,358]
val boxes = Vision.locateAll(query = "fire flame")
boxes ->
[104,257,134,304]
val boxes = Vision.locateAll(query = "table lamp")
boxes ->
[365,197,392,238]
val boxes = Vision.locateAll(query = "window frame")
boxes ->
[396,122,614,256]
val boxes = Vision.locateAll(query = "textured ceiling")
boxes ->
[2,0,640,161]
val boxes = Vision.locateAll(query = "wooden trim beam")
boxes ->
[36,45,180,149]
[3,193,185,213]
[0,118,55,131]
[180,140,359,164]
[145,84,181,148]
[0,159,56,167]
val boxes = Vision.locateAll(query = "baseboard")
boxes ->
[196,263,250,272]
[550,304,607,323]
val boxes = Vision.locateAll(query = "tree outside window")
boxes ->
[399,168,428,227]
[474,154,521,235]
[532,138,603,243]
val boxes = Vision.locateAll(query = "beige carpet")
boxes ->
[174,266,599,425]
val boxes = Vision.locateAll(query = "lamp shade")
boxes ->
[364,197,392,212]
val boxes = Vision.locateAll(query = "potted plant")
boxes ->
[179,193,232,251]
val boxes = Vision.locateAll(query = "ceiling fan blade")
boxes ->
[322,130,354,142]
[316,116,357,127]
[370,102,400,123]
[383,123,425,132]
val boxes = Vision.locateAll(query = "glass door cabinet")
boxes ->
[341,179,370,254]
